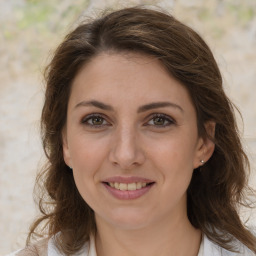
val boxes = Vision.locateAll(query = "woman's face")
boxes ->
[63,52,212,230]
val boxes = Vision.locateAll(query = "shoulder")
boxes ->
[6,235,95,256]
[48,235,94,256]
[6,239,48,256]
[203,234,255,256]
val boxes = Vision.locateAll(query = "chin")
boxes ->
[106,209,151,230]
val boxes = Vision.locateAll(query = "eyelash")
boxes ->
[81,113,176,128]
[81,113,109,128]
[145,113,176,128]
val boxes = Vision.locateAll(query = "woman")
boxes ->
[10,6,256,256]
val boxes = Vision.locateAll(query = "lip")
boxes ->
[102,176,155,200]
[103,176,154,183]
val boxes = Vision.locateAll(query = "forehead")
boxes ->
[69,52,194,111]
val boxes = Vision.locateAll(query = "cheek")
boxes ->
[69,134,108,171]
[148,133,197,188]
[68,135,109,198]
[150,134,196,168]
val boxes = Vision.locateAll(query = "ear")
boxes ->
[62,127,72,168]
[193,121,215,169]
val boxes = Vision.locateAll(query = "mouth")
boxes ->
[102,176,155,199]
[103,181,155,191]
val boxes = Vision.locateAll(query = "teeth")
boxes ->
[127,183,136,191]
[136,182,142,189]
[114,182,119,189]
[108,182,149,190]
[119,183,127,191]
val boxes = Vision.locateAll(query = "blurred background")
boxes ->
[0,0,255,254]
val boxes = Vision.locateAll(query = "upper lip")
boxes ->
[103,176,155,184]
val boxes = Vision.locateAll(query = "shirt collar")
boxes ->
[48,233,252,256]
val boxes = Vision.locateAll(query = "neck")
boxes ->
[95,213,202,256]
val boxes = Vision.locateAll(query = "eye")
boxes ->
[81,114,109,127]
[146,114,175,127]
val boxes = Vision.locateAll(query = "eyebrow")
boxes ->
[74,100,184,113]
[75,100,114,111]
[137,102,184,113]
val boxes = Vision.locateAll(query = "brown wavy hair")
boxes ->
[27,6,256,254]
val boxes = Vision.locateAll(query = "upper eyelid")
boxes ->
[81,112,176,125]
[81,113,109,123]
[145,113,176,122]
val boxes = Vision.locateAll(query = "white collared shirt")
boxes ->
[47,234,254,256]
[6,233,255,256]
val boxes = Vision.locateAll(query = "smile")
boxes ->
[107,182,149,191]
[102,178,155,200]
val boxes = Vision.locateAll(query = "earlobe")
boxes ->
[193,121,215,169]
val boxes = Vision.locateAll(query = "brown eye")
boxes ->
[82,114,109,127]
[91,116,104,125]
[153,116,165,125]
[146,114,175,127]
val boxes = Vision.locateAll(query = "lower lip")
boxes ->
[103,183,154,200]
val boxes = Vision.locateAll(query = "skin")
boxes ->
[62,52,215,256]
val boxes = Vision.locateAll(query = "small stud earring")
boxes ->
[200,160,205,164]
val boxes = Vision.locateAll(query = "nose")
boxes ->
[109,125,145,170]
